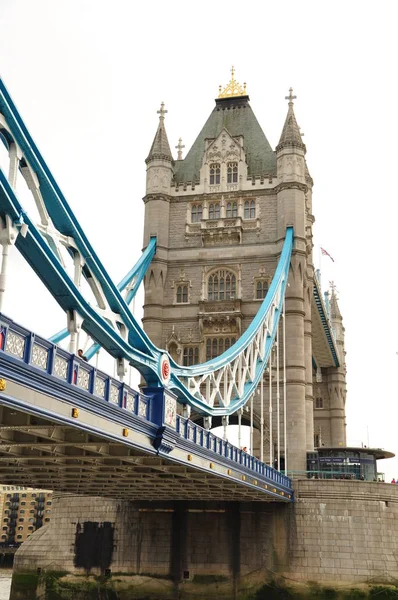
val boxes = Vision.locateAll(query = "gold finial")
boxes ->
[218,66,247,99]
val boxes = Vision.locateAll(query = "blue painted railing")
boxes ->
[0,313,293,497]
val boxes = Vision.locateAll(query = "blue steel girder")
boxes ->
[49,236,157,350]
[0,78,294,417]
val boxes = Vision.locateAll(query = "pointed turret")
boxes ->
[277,88,306,151]
[145,102,174,197]
[146,102,174,164]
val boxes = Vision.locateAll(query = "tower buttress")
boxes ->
[328,288,347,446]
[276,89,311,470]
[143,103,174,346]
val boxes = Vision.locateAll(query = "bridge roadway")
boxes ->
[0,314,293,502]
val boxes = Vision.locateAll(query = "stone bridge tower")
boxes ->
[142,71,347,472]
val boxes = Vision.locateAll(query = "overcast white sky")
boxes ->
[1,0,398,479]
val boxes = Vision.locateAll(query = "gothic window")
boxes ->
[208,202,220,219]
[209,163,220,185]
[176,285,188,303]
[183,346,199,366]
[227,162,238,183]
[206,337,237,360]
[244,200,256,219]
[315,397,323,409]
[226,201,238,218]
[191,204,202,223]
[256,280,268,299]
[208,269,236,300]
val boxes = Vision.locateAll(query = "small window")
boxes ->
[256,280,268,300]
[191,204,202,223]
[315,397,323,409]
[18,518,24,523]
[28,518,34,523]
[208,270,236,301]
[18,526,23,531]
[22,494,26,498]
[32,494,36,498]
[46,501,52,506]
[21,502,26,506]
[17,535,22,539]
[28,526,34,530]
[2,527,7,531]
[183,347,199,367]
[208,203,220,219]
[244,200,256,219]
[314,434,320,447]
[209,163,220,185]
[227,162,238,184]
[176,285,188,304]
[45,518,50,522]
[226,202,238,218]
[1,535,6,539]
[4,510,9,515]
[206,337,236,360]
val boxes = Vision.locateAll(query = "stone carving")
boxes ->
[95,377,106,398]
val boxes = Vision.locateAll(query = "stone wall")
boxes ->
[287,479,398,583]
[13,493,289,584]
[13,481,398,598]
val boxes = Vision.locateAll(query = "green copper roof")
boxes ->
[174,96,276,183]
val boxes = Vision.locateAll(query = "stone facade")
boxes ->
[142,88,347,471]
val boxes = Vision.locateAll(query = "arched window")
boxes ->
[209,163,220,185]
[176,285,188,303]
[206,337,237,360]
[227,162,238,184]
[244,200,256,219]
[226,202,238,218]
[256,280,268,300]
[208,270,236,300]
[183,346,199,366]
[191,204,202,223]
[208,203,220,219]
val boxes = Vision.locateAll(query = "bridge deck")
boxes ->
[0,315,293,502]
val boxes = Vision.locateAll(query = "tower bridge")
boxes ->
[0,71,396,598]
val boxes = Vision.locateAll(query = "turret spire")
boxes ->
[146,102,173,164]
[277,87,306,151]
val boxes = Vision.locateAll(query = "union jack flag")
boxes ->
[321,247,334,262]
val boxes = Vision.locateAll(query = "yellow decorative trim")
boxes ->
[122,428,129,437]
[264,484,268,489]
[210,462,214,469]
[253,479,258,485]
[0,378,6,391]
[218,66,247,99]
[242,475,246,481]
[188,454,193,461]
[273,488,277,493]
[227,469,232,475]
[71,408,79,418]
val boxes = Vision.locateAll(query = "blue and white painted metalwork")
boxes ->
[0,313,293,500]
[49,236,157,355]
[0,78,293,417]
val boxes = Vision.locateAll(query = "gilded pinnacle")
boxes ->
[218,66,247,98]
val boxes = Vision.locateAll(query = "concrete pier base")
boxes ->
[10,481,398,599]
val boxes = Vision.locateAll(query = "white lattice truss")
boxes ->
[179,280,283,411]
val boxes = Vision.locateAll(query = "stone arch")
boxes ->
[206,266,238,301]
